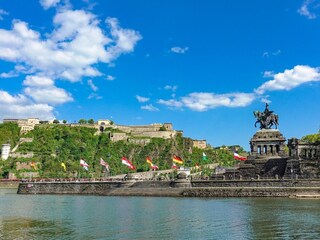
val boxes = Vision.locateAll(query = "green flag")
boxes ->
[202,152,208,161]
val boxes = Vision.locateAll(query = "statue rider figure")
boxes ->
[254,103,279,129]
[263,103,273,123]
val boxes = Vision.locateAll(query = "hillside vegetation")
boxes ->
[0,123,20,147]
[0,123,242,178]
[301,132,320,144]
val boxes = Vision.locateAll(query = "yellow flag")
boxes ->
[61,162,66,171]
[30,162,37,170]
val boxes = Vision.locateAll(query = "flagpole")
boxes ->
[100,161,103,179]
[78,163,81,180]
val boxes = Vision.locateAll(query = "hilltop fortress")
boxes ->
[1,118,207,161]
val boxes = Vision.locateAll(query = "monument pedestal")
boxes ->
[249,129,286,159]
[239,129,288,178]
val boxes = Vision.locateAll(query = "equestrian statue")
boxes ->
[254,103,279,129]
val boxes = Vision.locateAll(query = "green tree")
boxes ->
[78,119,87,124]
[88,119,95,124]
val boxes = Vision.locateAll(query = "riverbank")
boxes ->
[17,179,320,198]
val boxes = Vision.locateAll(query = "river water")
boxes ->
[0,189,320,240]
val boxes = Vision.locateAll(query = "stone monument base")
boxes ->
[238,129,288,178]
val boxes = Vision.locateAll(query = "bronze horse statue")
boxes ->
[254,110,279,129]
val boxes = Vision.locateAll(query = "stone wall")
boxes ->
[287,138,320,178]
[115,124,162,133]
[132,130,176,139]
[110,132,128,142]
[10,152,34,158]
[193,140,207,149]
[128,138,151,145]
[17,179,320,197]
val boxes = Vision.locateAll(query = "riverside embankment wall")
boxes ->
[17,179,320,197]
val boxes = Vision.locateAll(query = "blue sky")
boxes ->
[0,0,319,150]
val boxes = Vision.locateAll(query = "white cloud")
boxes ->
[23,75,53,87]
[255,65,320,94]
[0,90,54,121]
[24,87,73,105]
[0,9,8,20]
[0,2,141,119]
[23,75,73,105]
[106,75,115,81]
[0,71,18,78]
[87,79,98,91]
[182,92,256,111]
[171,46,189,54]
[88,93,102,100]
[0,10,141,82]
[158,92,255,111]
[262,50,281,58]
[298,0,317,19]
[105,17,142,61]
[136,95,149,103]
[158,99,183,108]
[39,0,62,9]
[164,85,178,92]
[263,71,275,78]
[141,104,159,111]
[261,97,271,104]
[157,65,320,112]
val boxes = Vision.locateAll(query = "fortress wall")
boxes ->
[128,138,151,145]
[110,132,128,142]
[69,124,98,129]
[133,131,175,139]
[115,125,162,133]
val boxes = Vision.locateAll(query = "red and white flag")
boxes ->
[233,152,247,161]
[121,157,136,170]
[100,158,110,172]
[150,163,159,170]
[80,159,89,171]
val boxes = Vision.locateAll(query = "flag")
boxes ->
[100,158,110,172]
[61,162,66,171]
[146,156,153,165]
[80,159,89,171]
[172,163,178,169]
[150,163,159,170]
[121,157,136,170]
[233,152,247,161]
[202,152,208,161]
[30,162,37,170]
[172,155,183,164]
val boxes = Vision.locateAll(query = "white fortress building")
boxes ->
[3,118,40,134]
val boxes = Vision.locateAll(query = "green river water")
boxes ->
[0,188,319,239]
